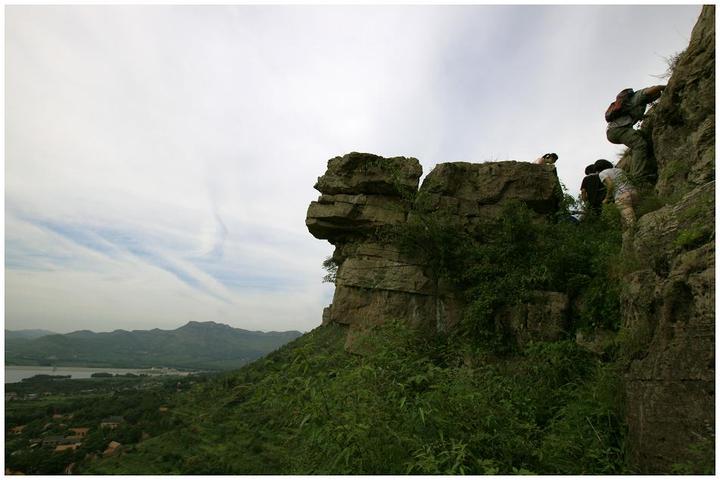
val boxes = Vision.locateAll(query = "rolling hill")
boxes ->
[5,321,303,370]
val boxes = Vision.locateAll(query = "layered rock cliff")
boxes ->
[305,6,714,473]
[307,153,563,349]
[620,5,715,473]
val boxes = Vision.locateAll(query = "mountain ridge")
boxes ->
[5,321,303,370]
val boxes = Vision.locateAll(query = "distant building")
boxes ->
[42,436,68,447]
[103,441,123,458]
[9,425,25,435]
[100,416,124,429]
[68,427,89,438]
[54,443,81,453]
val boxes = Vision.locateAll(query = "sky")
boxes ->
[5,5,703,334]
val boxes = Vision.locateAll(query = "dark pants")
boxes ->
[607,126,657,185]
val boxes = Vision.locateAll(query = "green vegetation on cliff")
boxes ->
[83,321,626,474]
[83,203,632,475]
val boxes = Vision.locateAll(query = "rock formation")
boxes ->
[620,5,715,473]
[305,6,714,473]
[307,152,563,349]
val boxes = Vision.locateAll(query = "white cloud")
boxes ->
[5,5,703,333]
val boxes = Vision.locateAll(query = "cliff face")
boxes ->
[307,153,562,349]
[305,6,714,473]
[649,6,715,199]
[620,5,715,473]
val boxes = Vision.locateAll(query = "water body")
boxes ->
[5,365,189,384]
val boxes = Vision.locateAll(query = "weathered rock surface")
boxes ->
[305,9,714,473]
[307,152,420,244]
[622,182,715,472]
[646,5,715,199]
[307,152,562,351]
[306,194,409,241]
[498,291,569,348]
[620,6,715,472]
[313,152,422,197]
[419,161,561,214]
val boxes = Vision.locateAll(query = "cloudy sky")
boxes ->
[6,5,702,334]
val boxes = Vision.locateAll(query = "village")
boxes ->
[7,415,131,474]
[5,373,202,474]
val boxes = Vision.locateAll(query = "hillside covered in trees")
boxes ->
[6,321,302,370]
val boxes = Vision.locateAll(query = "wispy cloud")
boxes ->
[5,5,701,333]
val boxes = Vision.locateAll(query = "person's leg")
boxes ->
[607,127,655,184]
[615,191,637,227]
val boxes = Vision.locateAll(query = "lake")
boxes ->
[5,365,190,384]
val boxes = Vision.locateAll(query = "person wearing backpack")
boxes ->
[605,85,666,185]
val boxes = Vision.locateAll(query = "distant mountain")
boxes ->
[5,321,303,370]
[5,329,57,340]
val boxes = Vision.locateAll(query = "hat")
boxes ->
[594,159,614,172]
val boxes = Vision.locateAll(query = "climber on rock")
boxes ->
[594,159,637,227]
[604,85,666,186]
[580,163,605,218]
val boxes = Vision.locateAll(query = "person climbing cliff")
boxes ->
[594,159,637,227]
[605,85,666,185]
[580,163,605,217]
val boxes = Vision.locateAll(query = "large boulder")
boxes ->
[313,152,422,196]
[306,194,408,242]
[418,161,562,216]
[306,152,421,243]
[306,154,563,352]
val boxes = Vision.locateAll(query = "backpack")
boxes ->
[605,88,635,122]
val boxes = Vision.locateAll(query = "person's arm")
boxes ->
[642,85,666,103]
[581,189,588,202]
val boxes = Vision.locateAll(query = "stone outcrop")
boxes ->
[634,5,715,199]
[307,152,563,350]
[306,153,421,243]
[620,6,715,473]
[305,8,714,473]
[498,291,570,349]
[622,181,715,472]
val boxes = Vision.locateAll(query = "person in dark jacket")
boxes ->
[580,163,605,217]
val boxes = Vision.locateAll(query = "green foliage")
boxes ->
[321,256,338,283]
[84,323,629,474]
[82,187,633,475]
[674,227,711,250]
[537,363,627,474]
[387,198,623,346]
[4,375,191,475]
[671,438,715,474]
[660,159,691,180]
